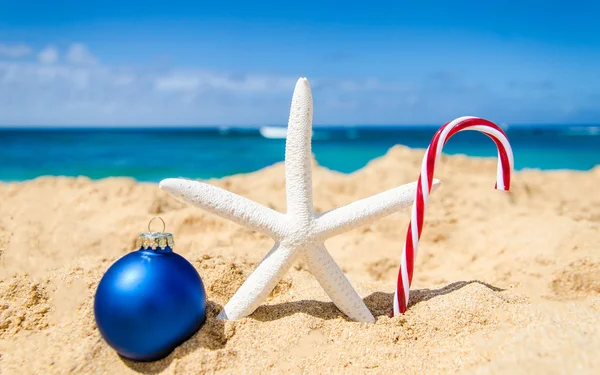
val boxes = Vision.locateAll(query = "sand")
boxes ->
[1,145,599,374]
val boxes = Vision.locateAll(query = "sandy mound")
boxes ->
[1,146,599,374]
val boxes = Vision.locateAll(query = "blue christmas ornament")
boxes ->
[94,217,206,362]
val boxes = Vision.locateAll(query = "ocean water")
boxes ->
[1,125,599,182]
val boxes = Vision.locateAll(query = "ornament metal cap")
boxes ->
[136,217,175,251]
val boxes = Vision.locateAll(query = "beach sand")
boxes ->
[1,145,599,374]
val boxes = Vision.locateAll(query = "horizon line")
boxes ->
[1,123,600,130]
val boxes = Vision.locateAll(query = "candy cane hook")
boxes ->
[393,116,514,315]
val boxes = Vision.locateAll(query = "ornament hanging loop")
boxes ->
[148,216,166,233]
[138,217,174,251]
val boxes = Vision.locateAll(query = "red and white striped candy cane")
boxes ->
[393,116,514,315]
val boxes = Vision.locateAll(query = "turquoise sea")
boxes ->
[1,125,599,182]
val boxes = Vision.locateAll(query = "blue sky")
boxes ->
[0,1,599,126]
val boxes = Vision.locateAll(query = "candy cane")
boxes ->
[393,116,514,315]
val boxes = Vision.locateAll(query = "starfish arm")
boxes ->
[159,178,287,239]
[303,243,375,323]
[284,78,314,220]
[314,179,441,239]
[217,242,299,320]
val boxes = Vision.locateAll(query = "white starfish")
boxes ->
[159,77,440,323]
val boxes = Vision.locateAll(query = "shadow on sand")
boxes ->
[121,280,504,372]
[252,280,504,321]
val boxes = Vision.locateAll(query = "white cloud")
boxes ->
[154,74,200,92]
[153,72,296,93]
[112,74,136,86]
[0,43,32,58]
[0,62,94,90]
[66,43,98,65]
[0,48,592,126]
[38,46,59,64]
